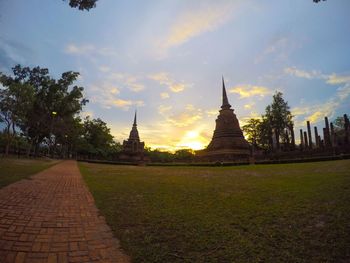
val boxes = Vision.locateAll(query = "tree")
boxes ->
[65,0,98,11]
[174,149,194,162]
[144,147,175,163]
[0,65,88,156]
[242,118,262,147]
[77,117,117,159]
[0,78,34,155]
[242,117,274,151]
[333,116,345,131]
[264,92,293,151]
[332,115,349,144]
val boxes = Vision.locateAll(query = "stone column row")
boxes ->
[300,114,350,150]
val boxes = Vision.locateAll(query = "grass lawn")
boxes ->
[80,160,350,262]
[0,158,58,188]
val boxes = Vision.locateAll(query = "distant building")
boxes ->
[196,78,250,162]
[119,111,148,163]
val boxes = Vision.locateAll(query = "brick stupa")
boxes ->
[196,78,250,162]
[119,111,147,163]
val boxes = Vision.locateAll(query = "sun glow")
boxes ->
[176,130,207,151]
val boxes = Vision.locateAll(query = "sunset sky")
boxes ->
[1,0,349,151]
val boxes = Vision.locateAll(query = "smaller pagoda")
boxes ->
[119,111,147,163]
[196,77,250,162]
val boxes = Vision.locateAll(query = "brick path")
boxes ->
[0,161,130,263]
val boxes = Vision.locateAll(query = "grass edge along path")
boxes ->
[80,160,350,263]
[0,158,60,188]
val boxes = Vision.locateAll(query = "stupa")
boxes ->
[119,111,147,163]
[196,78,250,162]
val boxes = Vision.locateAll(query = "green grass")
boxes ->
[0,158,58,188]
[80,160,350,262]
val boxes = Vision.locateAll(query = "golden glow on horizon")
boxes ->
[145,130,209,152]
[176,130,208,151]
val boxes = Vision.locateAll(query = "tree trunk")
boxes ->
[26,142,32,158]
[5,126,11,156]
[5,143,10,156]
[275,130,280,151]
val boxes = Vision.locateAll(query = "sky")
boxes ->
[0,0,349,151]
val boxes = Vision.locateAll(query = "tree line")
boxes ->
[0,65,119,158]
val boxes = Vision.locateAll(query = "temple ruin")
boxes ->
[119,111,147,163]
[196,78,250,162]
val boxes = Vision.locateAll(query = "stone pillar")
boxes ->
[323,127,328,149]
[304,131,308,149]
[307,121,312,149]
[290,124,295,150]
[272,129,277,151]
[319,135,323,148]
[285,130,290,150]
[344,114,349,145]
[324,117,331,147]
[330,122,336,147]
[300,129,304,149]
[314,126,319,148]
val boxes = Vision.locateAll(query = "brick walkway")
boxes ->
[0,161,130,263]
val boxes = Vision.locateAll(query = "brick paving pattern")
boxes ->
[0,161,130,263]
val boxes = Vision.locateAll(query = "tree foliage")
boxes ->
[77,117,121,159]
[243,92,294,152]
[0,65,122,158]
[144,148,195,163]
[66,0,98,11]
[242,118,262,146]
[265,92,293,150]
[0,65,87,156]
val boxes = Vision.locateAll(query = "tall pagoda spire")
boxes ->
[221,76,231,109]
[128,110,140,141]
[195,77,249,162]
[133,110,137,126]
[120,110,146,162]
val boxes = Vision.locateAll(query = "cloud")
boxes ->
[160,92,170,99]
[113,99,144,109]
[158,105,172,115]
[159,103,202,127]
[0,38,32,71]
[244,103,255,110]
[255,36,302,64]
[284,67,321,79]
[89,83,144,110]
[292,83,350,126]
[157,2,236,55]
[64,43,118,57]
[326,74,350,85]
[65,44,95,55]
[206,109,218,117]
[284,66,350,86]
[149,72,190,93]
[229,84,272,98]
[98,66,111,73]
[109,73,145,92]
[167,113,202,128]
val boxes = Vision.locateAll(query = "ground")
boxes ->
[80,160,350,263]
[0,160,129,263]
[0,158,58,189]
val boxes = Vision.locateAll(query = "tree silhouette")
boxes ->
[65,0,98,11]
